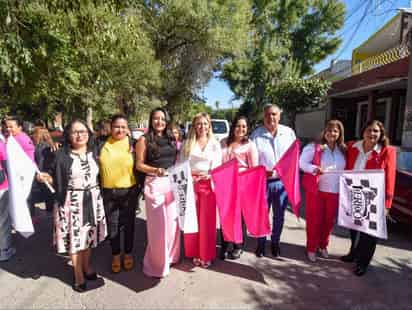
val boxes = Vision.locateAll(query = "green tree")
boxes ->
[272,77,331,129]
[1,1,160,122]
[139,0,252,111]
[222,0,345,125]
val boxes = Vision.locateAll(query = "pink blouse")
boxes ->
[14,132,35,162]
[0,141,8,190]
[221,139,259,171]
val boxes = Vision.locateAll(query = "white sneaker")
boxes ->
[0,247,16,262]
[319,248,329,259]
[307,252,317,262]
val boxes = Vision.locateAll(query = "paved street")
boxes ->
[0,202,411,310]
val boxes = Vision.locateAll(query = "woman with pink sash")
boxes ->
[181,113,222,268]
[219,116,258,260]
[299,120,346,262]
[136,108,180,278]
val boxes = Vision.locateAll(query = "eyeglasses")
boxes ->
[70,130,89,136]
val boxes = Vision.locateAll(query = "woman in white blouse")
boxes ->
[299,120,346,262]
[181,113,222,268]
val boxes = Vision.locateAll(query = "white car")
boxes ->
[185,119,230,142]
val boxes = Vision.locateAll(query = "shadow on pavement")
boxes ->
[0,209,160,293]
[292,193,412,252]
[242,251,412,309]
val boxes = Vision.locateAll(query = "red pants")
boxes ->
[305,191,338,253]
[184,179,217,262]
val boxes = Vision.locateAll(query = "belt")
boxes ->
[68,185,98,226]
[146,174,169,178]
[267,178,281,182]
[68,185,99,191]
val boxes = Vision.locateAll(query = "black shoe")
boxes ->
[340,253,355,263]
[255,245,265,258]
[84,272,98,281]
[354,265,367,277]
[271,243,280,257]
[228,249,242,260]
[72,281,87,293]
[219,248,227,260]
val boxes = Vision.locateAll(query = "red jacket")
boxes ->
[301,143,322,194]
[346,141,397,209]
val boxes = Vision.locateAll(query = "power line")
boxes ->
[334,0,373,60]
[345,0,369,22]
[333,0,398,60]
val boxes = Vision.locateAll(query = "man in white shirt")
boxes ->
[251,104,296,257]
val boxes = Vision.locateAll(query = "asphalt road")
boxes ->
[0,202,411,310]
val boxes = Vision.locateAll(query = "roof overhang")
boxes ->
[353,13,402,55]
[329,77,407,99]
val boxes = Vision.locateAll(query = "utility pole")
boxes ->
[402,23,412,148]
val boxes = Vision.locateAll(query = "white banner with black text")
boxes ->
[338,170,387,239]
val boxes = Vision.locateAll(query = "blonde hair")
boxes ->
[183,113,215,158]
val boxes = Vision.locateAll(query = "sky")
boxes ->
[201,0,411,110]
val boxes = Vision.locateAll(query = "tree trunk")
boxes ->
[86,107,93,131]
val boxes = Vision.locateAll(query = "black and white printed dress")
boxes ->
[54,152,107,254]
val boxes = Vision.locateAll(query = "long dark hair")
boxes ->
[361,120,390,147]
[110,114,128,127]
[146,107,175,158]
[226,115,250,146]
[3,115,23,127]
[63,119,94,151]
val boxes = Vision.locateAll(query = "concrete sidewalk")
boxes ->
[0,204,411,309]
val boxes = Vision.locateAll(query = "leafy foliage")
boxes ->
[222,0,345,125]
[272,77,331,128]
[0,0,252,125]
[1,0,343,127]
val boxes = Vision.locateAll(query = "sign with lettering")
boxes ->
[168,161,198,233]
[338,170,387,239]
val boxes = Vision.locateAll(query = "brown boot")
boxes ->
[123,254,134,271]
[111,254,121,273]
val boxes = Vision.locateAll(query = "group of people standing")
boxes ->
[299,117,396,276]
[0,103,396,294]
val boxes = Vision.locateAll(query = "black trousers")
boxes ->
[102,186,138,255]
[28,183,54,215]
[220,217,247,252]
[348,229,377,269]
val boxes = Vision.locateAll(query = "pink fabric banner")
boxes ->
[274,139,302,217]
[238,166,271,237]
[211,159,242,244]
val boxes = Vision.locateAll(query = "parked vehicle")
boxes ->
[185,119,230,142]
[390,149,412,224]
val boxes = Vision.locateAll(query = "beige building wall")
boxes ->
[295,109,326,140]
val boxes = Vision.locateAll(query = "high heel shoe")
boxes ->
[255,244,265,258]
[219,248,227,260]
[354,265,367,276]
[72,281,87,293]
[228,249,242,260]
[84,271,98,281]
[193,258,201,266]
[201,260,212,268]
[340,253,355,263]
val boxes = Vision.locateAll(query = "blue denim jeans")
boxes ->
[0,189,11,250]
[257,179,289,247]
